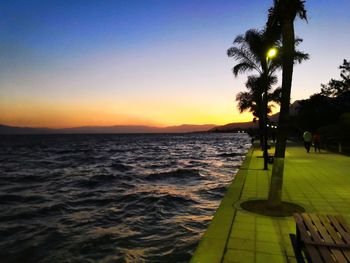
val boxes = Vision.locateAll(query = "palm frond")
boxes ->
[236,92,254,113]
[267,0,307,25]
[228,46,262,75]
[268,87,282,104]
[233,63,257,76]
[294,37,303,46]
[293,50,309,64]
[265,4,282,42]
[267,37,309,71]
[267,75,279,87]
[296,0,307,21]
[228,28,271,78]
[233,34,245,44]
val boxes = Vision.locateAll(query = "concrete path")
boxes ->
[190,142,350,263]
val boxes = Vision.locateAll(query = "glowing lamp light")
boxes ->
[267,48,278,59]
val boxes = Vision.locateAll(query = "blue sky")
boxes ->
[1,0,349,127]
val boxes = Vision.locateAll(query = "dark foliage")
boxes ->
[320,59,350,97]
[292,60,350,154]
[236,74,279,117]
[293,93,350,131]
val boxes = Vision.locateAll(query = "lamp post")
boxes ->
[263,47,278,170]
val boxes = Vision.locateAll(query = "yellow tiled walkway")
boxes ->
[191,142,350,263]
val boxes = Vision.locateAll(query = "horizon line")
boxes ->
[0,121,254,130]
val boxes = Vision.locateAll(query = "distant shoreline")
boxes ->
[0,123,255,135]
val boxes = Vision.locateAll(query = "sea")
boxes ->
[0,133,251,263]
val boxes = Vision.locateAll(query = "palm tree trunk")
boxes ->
[262,72,269,170]
[267,20,295,208]
[258,115,264,147]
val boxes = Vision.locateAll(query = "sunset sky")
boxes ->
[1,0,349,128]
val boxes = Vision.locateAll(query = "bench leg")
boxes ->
[290,234,306,263]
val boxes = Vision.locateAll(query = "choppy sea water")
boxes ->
[0,133,251,263]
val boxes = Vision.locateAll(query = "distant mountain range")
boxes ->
[0,101,301,135]
[0,124,217,134]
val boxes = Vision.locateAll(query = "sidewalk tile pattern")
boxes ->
[191,142,350,263]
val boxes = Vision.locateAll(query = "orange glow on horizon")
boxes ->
[0,97,255,128]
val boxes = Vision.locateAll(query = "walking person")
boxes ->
[313,132,321,153]
[303,130,312,153]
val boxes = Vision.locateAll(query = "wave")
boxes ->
[109,162,133,171]
[0,173,46,183]
[66,197,118,208]
[0,203,72,222]
[71,172,135,189]
[157,193,198,207]
[217,152,239,157]
[145,169,202,182]
[0,133,251,263]
[197,185,227,200]
[117,191,198,214]
[0,194,47,204]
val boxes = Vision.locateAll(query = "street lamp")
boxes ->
[262,47,278,170]
[267,48,278,60]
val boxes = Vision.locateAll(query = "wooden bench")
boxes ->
[290,213,350,263]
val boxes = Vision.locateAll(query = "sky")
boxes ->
[0,0,349,128]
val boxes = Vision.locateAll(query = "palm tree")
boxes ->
[266,0,308,208]
[236,75,280,139]
[228,29,278,170]
[228,29,307,170]
[228,29,274,77]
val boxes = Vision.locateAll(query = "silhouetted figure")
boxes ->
[313,132,321,153]
[303,131,312,153]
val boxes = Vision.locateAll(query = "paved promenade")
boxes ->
[190,142,350,263]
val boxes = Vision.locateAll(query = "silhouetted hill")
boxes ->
[209,121,255,132]
[160,124,216,133]
[0,125,53,134]
[268,100,301,122]
[210,101,301,132]
[0,124,217,134]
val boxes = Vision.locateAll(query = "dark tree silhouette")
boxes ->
[320,59,350,97]
[295,60,350,134]
[229,28,308,170]
[236,75,279,141]
[236,75,280,115]
[228,29,280,169]
[235,38,308,121]
[228,29,274,77]
[296,94,338,131]
[292,90,350,154]
[266,0,308,208]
